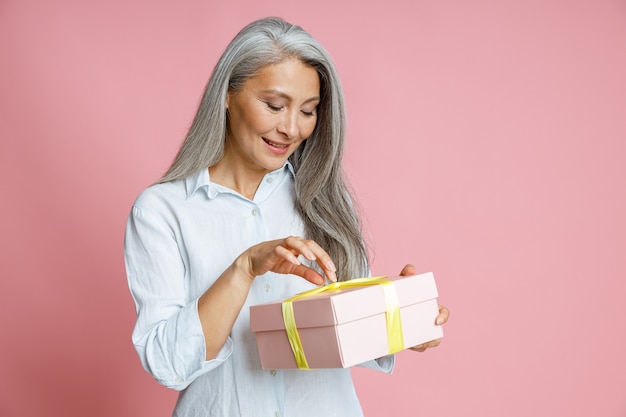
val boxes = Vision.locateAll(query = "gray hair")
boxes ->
[160,17,368,281]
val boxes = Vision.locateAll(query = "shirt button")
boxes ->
[264,284,270,292]
[270,369,277,376]
[274,412,280,417]
[251,208,258,216]
[267,177,274,184]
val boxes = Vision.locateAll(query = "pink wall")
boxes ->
[1,1,625,416]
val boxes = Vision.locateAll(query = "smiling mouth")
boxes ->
[263,138,288,149]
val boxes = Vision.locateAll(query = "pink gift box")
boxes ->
[249,272,443,369]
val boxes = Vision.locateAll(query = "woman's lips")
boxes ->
[263,137,289,153]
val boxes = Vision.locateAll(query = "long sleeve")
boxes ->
[124,204,233,390]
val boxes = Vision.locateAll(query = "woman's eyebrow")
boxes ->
[261,89,320,103]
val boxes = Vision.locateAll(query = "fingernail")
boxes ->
[290,254,301,265]
[325,260,336,272]
[328,270,337,282]
[436,317,444,325]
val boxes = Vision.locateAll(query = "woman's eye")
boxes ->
[301,105,317,116]
[266,103,282,111]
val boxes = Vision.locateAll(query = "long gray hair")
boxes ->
[160,17,368,281]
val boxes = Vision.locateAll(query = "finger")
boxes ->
[273,245,302,266]
[435,305,450,325]
[284,236,316,261]
[258,242,325,285]
[286,263,325,286]
[304,240,337,282]
[409,346,426,352]
[285,236,337,282]
[399,263,416,276]
[429,338,442,348]
[409,338,442,352]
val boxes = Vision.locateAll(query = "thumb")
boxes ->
[399,263,416,276]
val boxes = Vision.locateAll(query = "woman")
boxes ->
[124,16,449,417]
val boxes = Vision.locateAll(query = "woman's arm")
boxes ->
[198,236,337,360]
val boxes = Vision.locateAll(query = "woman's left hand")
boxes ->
[398,264,449,353]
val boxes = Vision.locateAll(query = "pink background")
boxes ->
[1,0,625,416]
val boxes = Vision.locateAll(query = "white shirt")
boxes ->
[124,163,394,417]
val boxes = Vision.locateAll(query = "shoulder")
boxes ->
[132,179,187,214]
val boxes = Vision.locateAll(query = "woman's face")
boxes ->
[225,58,320,175]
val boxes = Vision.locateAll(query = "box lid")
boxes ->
[250,272,438,332]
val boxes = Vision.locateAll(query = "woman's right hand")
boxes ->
[236,236,337,285]
[198,236,335,359]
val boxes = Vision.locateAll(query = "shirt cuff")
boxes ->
[356,354,395,374]
[170,337,234,390]
[151,298,235,391]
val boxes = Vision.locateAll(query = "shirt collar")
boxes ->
[184,160,295,199]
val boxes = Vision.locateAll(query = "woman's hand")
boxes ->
[398,263,450,353]
[198,236,335,359]
[236,236,337,285]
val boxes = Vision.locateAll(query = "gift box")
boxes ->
[249,272,443,369]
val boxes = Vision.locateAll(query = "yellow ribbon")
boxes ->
[281,276,405,369]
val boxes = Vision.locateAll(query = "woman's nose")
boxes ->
[277,110,299,139]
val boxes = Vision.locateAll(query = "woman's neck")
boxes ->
[208,155,268,200]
